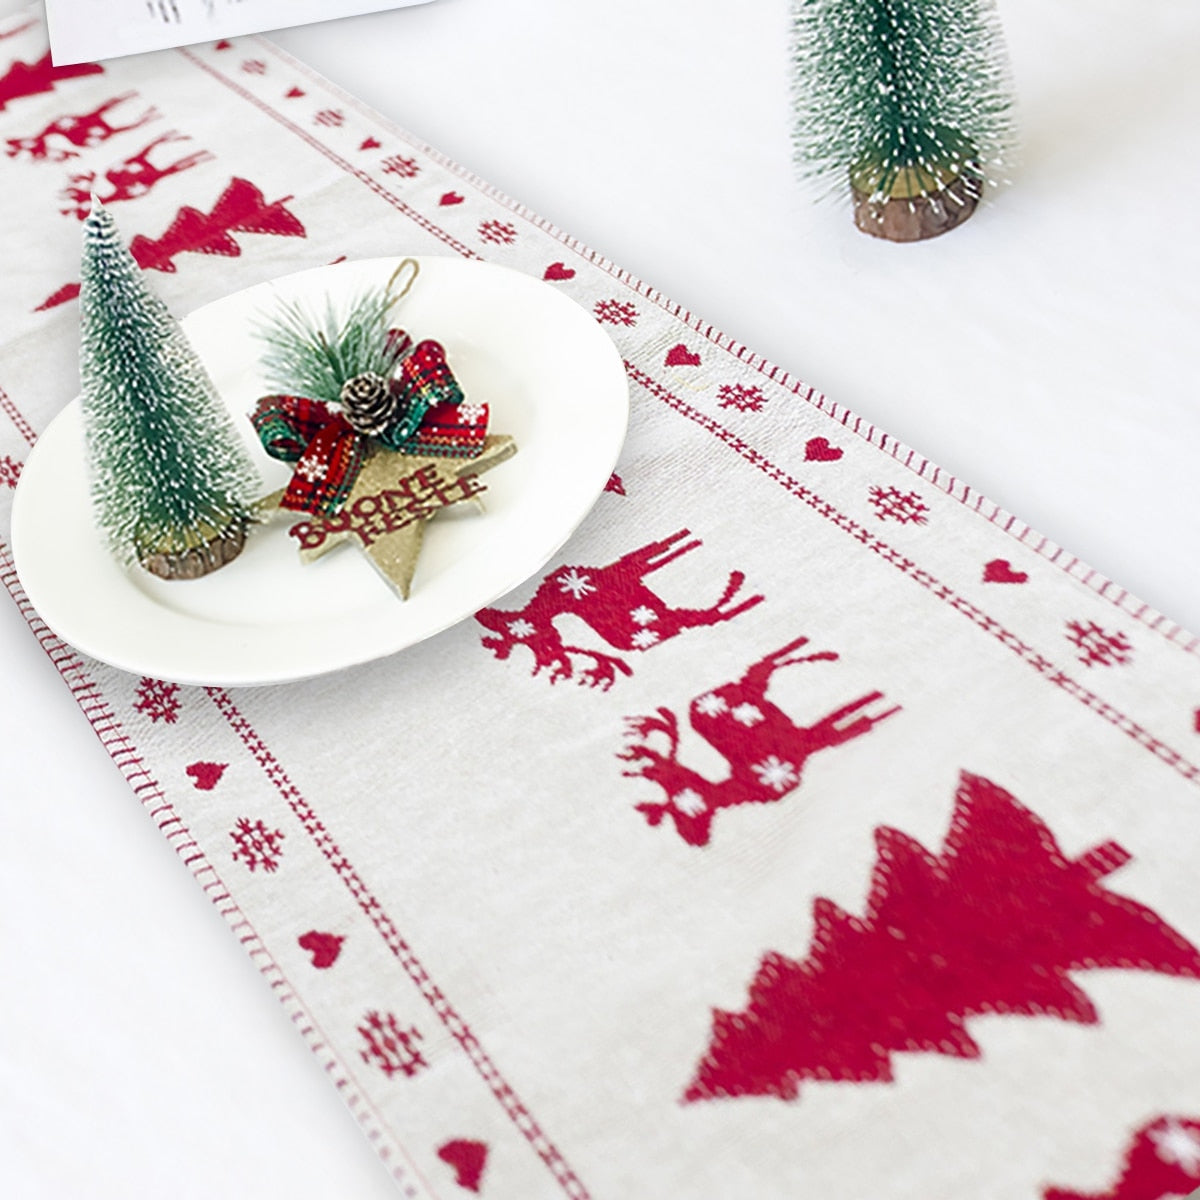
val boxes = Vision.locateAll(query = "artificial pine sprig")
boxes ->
[257,259,418,405]
[791,0,1014,205]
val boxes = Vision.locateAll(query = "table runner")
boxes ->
[3,12,1200,1198]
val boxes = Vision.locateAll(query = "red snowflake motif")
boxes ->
[240,59,267,75]
[0,454,21,488]
[313,108,345,128]
[1065,619,1133,668]
[478,219,517,246]
[133,677,181,723]
[868,485,929,525]
[230,817,285,873]
[593,298,639,327]
[358,1011,427,1079]
[381,154,420,178]
[716,383,768,413]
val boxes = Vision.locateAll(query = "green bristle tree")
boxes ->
[79,201,259,579]
[791,0,1014,241]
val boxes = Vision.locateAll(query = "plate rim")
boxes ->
[11,255,629,686]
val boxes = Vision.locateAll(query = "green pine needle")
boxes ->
[78,201,260,566]
[791,0,1014,203]
[256,261,417,405]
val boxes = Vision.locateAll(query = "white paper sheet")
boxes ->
[44,0,436,65]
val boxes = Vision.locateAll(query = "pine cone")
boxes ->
[340,371,399,436]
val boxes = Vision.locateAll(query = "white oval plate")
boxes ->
[12,256,629,686]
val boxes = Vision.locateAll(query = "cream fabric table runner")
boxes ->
[2,14,1200,1199]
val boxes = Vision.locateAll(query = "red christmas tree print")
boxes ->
[131,175,304,270]
[1044,1115,1200,1200]
[685,772,1200,1103]
[38,177,306,309]
[475,529,763,688]
[0,52,103,113]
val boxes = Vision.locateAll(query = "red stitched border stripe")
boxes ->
[0,541,423,1195]
[626,361,1200,788]
[234,33,1199,655]
[0,372,581,1195]
[206,686,592,1200]
[0,381,36,446]
[177,47,481,263]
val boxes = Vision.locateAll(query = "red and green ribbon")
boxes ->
[251,338,488,518]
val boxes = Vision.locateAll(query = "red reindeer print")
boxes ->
[621,637,899,845]
[6,92,159,162]
[59,132,214,218]
[475,530,763,689]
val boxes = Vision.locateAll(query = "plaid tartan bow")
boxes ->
[251,339,488,517]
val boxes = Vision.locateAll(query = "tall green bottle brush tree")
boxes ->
[79,201,259,579]
[792,0,1014,241]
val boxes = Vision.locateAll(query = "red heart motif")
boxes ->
[214,39,232,50]
[185,761,227,790]
[285,86,305,98]
[437,1140,488,1193]
[298,931,344,969]
[359,136,381,151]
[665,344,701,368]
[440,191,465,206]
[605,472,625,496]
[983,558,1029,584]
[804,436,843,462]
[543,262,575,281]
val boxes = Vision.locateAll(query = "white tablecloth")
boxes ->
[3,1,1197,1195]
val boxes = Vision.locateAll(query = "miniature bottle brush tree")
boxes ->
[79,201,259,579]
[791,0,1014,241]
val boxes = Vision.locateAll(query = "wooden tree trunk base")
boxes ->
[852,173,981,243]
[138,518,247,580]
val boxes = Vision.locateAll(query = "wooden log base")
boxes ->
[852,172,981,243]
[138,517,247,580]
